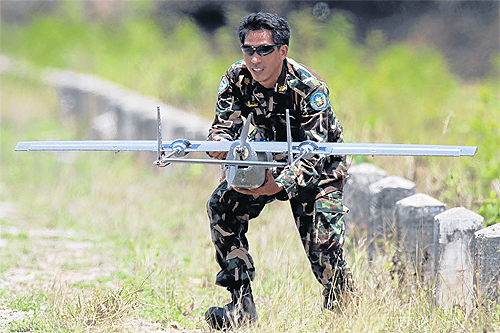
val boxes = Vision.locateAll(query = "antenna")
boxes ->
[157,105,162,161]
[286,109,292,166]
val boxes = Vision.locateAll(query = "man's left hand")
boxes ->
[233,170,284,196]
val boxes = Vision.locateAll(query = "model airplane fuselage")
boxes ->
[16,107,478,189]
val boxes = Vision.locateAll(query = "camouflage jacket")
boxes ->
[208,58,347,199]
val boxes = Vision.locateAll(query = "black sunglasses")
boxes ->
[241,44,281,56]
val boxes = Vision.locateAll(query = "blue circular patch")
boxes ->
[310,91,328,111]
[218,76,229,95]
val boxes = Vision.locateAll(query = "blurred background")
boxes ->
[1,0,499,223]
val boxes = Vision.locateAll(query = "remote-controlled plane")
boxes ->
[15,106,478,189]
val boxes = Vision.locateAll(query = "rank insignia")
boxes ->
[243,77,251,85]
[278,85,287,92]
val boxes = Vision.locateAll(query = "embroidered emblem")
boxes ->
[246,102,259,107]
[278,85,287,92]
[218,76,229,95]
[310,91,327,111]
[243,77,251,85]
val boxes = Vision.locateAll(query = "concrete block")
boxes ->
[91,111,118,140]
[343,163,387,232]
[44,69,211,141]
[434,207,484,310]
[395,193,446,280]
[472,223,500,305]
[368,176,416,261]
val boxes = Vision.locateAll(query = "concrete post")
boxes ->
[343,163,387,233]
[434,207,483,311]
[368,176,416,261]
[395,193,446,281]
[472,223,500,306]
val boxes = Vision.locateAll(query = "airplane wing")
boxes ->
[15,140,477,156]
[307,142,477,157]
[15,140,158,152]
[15,106,477,171]
[15,107,478,189]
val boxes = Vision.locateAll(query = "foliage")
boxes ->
[479,195,500,227]
[0,1,237,117]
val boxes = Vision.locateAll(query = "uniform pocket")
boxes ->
[311,190,345,252]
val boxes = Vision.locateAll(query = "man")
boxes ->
[205,12,353,330]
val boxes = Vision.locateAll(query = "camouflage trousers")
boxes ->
[207,180,353,297]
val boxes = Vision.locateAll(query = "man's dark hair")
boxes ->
[237,12,290,46]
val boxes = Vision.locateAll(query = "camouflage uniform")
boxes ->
[207,58,352,300]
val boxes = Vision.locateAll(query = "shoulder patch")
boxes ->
[218,76,229,95]
[310,91,327,111]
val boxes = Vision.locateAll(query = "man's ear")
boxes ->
[279,45,289,60]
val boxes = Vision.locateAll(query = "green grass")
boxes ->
[1,73,499,332]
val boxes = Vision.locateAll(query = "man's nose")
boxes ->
[251,54,261,63]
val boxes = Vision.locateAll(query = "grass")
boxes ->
[48,285,140,332]
[1,3,499,331]
[1,73,499,332]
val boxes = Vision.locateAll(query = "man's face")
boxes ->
[243,30,288,89]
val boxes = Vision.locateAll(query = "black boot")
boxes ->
[323,287,341,312]
[323,284,358,313]
[205,286,258,330]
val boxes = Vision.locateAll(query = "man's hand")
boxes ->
[234,170,284,196]
[209,137,229,160]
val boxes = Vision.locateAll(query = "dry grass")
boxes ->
[1,63,498,333]
[48,285,140,332]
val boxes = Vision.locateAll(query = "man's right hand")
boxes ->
[210,150,228,159]
[209,137,229,160]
